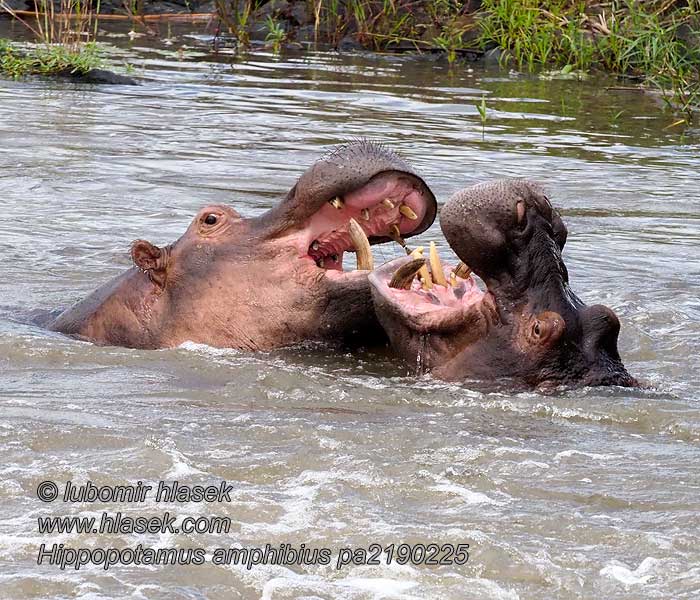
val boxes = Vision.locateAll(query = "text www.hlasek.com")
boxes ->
[35,480,470,571]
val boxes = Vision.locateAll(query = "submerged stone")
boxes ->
[57,68,139,85]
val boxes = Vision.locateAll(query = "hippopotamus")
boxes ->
[369,179,636,388]
[49,142,436,350]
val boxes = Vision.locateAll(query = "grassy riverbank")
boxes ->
[2,1,698,120]
[0,38,101,77]
[0,0,101,77]
[224,0,700,120]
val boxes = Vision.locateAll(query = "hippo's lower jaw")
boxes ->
[370,180,637,389]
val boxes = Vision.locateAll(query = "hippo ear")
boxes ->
[131,240,168,287]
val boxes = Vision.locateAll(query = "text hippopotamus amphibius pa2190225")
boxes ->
[49,142,437,350]
[369,179,636,388]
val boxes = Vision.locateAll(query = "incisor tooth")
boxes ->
[382,199,395,210]
[399,204,418,220]
[429,242,448,286]
[348,218,374,271]
[361,208,370,221]
[410,247,433,290]
[329,197,344,209]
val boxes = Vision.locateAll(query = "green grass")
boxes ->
[264,15,286,54]
[1,0,103,79]
[214,0,258,49]
[477,0,700,121]
[0,39,101,79]
[475,94,488,139]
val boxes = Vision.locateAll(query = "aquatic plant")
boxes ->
[265,15,286,53]
[0,0,100,49]
[433,24,466,64]
[0,38,101,78]
[215,0,259,48]
[477,0,700,121]
[0,0,102,78]
[476,94,487,139]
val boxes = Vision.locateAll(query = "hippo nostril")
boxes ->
[581,304,622,359]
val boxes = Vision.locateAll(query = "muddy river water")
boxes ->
[0,23,699,600]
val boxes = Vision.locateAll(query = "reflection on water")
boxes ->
[1,21,699,600]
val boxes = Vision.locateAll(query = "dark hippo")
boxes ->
[50,142,436,350]
[369,179,636,388]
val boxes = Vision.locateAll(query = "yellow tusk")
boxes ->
[429,242,448,286]
[348,218,374,271]
[410,247,432,289]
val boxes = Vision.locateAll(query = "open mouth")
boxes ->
[369,244,484,323]
[296,172,434,273]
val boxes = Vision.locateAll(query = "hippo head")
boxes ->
[51,142,436,350]
[369,179,636,388]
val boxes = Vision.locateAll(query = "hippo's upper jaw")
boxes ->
[370,179,636,389]
[255,141,435,273]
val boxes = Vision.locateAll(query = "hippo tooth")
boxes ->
[453,261,472,279]
[410,247,433,290]
[382,199,395,210]
[329,197,344,209]
[317,257,325,268]
[361,208,370,221]
[388,224,411,255]
[429,242,448,287]
[399,204,418,220]
[389,224,408,248]
[388,258,426,290]
[348,218,374,271]
[311,240,319,251]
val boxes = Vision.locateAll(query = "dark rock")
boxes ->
[0,0,31,10]
[293,25,316,44]
[289,1,310,26]
[59,68,140,85]
[483,47,502,65]
[135,1,191,14]
[254,0,291,20]
[677,20,700,51]
[337,34,364,52]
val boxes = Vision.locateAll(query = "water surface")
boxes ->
[1,21,699,600]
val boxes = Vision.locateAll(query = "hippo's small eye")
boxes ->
[534,322,541,337]
[204,214,218,226]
